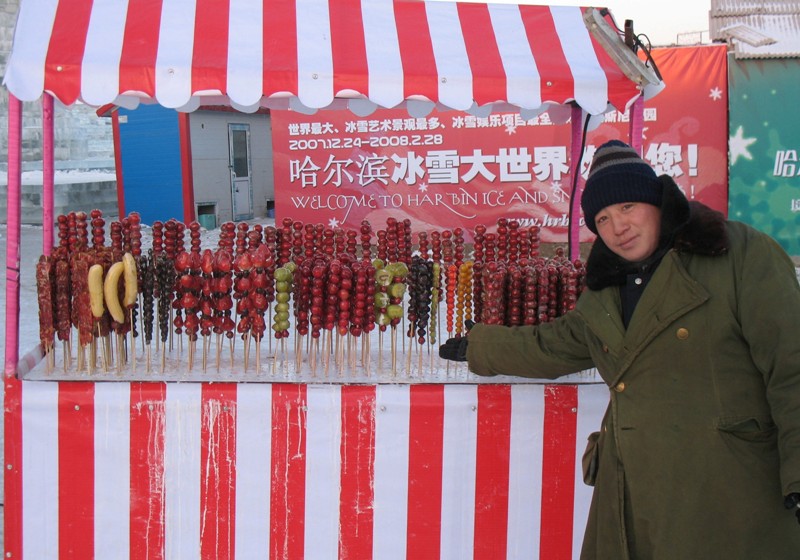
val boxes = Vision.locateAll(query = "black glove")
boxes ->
[784,493,800,525]
[438,321,476,362]
[439,336,468,361]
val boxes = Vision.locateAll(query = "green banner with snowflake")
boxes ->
[729,56,800,256]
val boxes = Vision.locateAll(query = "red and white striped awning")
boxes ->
[4,0,658,116]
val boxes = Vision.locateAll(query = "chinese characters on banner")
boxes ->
[271,45,729,242]
[729,55,800,255]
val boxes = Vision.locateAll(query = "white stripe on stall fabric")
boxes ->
[304,385,343,558]
[372,384,411,560]
[573,384,610,555]
[155,0,198,108]
[424,1,474,112]
[22,381,60,560]
[549,6,609,116]
[440,384,479,559]
[506,384,546,559]
[80,0,129,106]
[487,3,543,111]
[2,0,59,101]
[164,383,203,559]
[234,383,272,560]
[94,382,132,559]
[296,0,334,109]
[227,0,264,107]
[361,0,405,109]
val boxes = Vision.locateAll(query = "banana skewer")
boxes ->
[102,253,139,372]
[104,262,126,324]
[123,253,138,372]
[88,264,106,372]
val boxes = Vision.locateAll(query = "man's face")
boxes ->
[594,202,662,263]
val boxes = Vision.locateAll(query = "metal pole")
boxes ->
[5,94,23,377]
[43,93,55,254]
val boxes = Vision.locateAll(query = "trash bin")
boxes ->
[196,203,217,230]
[198,213,216,230]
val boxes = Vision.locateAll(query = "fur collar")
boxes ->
[585,175,729,290]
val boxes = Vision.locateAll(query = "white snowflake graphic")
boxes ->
[328,217,340,228]
[418,182,429,193]
[550,181,571,197]
[709,87,723,101]
[729,125,757,166]
[504,124,518,135]
[550,180,570,202]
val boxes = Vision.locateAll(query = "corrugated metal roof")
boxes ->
[710,0,800,15]
[709,0,800,58]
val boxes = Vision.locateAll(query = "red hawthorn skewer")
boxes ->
[212,249,236,370]
[360,220,373,263]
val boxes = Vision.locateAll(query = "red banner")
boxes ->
[271,45,728,242]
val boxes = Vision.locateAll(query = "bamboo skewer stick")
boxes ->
[106,335,112,373]
[365,335,371,377]
[95,323,107,373]
[129,308,136,373]
[202,335,208,373]
[216,333,222,373]
[140,294,146,354]
[418,337,423,377]
[89,339,95,375]
[378,330,383,375]
[295,333,303,374]
[116,334,123,375]
[430,338,434,377]
[243,332,250,373]
[336,332,344,376]
[405,333,413,377]
[311,337,318,376]
[188,338,194,371]
[323,330,331,377]
[256,335,261,373]
[391,327,397,377]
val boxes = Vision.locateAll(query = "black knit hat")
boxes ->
[581,140,662,234]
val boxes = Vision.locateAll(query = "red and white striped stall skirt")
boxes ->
[5,381,608,559]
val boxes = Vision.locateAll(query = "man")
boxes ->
[440,140,800,559]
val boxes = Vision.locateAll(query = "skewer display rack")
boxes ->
[29,211,599,385]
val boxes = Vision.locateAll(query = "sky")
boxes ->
[480,0,713,47]
[548,0,712,46]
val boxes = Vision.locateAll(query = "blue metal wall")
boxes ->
[118,104,184,224]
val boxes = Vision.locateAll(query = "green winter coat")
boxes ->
[467,193,800,559]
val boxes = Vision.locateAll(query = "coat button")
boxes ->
[676,328,689,340]
[602,344,609,353]
[614,382,626,392]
